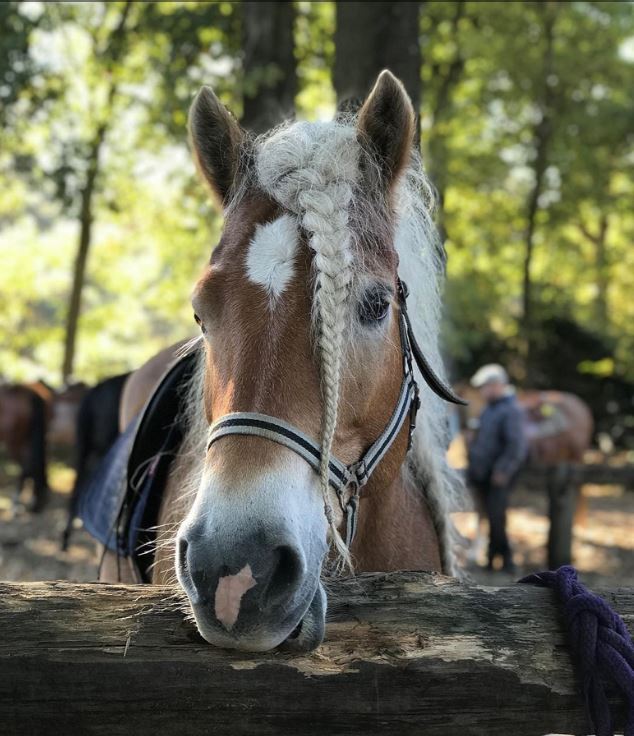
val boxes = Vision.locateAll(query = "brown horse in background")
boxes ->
[457,386,593,465]
[48,383,87,449]
[0,382,51,511]
[455,385,594,561]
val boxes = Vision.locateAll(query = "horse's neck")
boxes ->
[351,466,442,573]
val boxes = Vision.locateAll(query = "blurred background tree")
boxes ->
[0,1,632,445]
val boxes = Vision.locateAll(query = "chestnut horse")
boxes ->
[458,386,593,464]
[107,71,463,652]
[0,382,51,511]
[456,385,593,560]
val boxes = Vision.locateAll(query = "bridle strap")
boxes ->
[397,280,468,407]
[207,370,418,498]
[207,413,351,492]
[206,279,466,548]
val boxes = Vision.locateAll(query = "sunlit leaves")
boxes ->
[422,1,634,382]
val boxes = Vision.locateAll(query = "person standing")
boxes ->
[467,364,527,572]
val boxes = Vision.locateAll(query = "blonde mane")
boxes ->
[394,162,464,576]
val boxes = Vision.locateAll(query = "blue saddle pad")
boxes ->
[77,349,199,581]
[78,419,138,554]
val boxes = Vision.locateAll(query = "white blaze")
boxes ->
[246,214,299,301]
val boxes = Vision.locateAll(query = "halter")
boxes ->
[206,279,466,548]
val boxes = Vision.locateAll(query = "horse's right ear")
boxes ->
[189,87,245,207]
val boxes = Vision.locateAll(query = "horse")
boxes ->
[0,382,51,512]
[103,70,464,652]
[456,386,593,464]
[455,385,594,560]
[48,382,87,449]
[519,390,593,465]
[61,372,130,550]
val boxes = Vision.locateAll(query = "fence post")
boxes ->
[547,462,577,569]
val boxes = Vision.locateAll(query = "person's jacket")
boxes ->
[467,392,527,484]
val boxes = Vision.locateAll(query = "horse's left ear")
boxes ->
[357,70,416,190]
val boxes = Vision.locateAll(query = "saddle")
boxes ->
[523,398,570,441]
[78,350,199,582]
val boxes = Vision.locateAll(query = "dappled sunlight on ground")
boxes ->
[0,460,99,582]
[454,482,634,589]
[1,456,633,590]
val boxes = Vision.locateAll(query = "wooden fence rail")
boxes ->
[1,573,632,735]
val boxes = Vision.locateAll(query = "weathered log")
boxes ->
[1,573,631,736]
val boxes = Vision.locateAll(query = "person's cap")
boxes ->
[470,364,509,388]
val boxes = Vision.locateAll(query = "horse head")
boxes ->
[175,71,452,652]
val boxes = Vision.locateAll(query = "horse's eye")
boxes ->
[194,313,206,333]
[358,289,391,325]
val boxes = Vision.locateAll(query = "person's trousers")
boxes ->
[485,481,512,561]
[472,477,515,563]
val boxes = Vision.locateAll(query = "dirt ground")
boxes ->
[454,482,634,590]
[1,456,633,589]
[0,460,99,582]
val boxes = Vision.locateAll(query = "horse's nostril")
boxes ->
[177,536,190,578]
[286,619,303,640]
[265,545,304,605]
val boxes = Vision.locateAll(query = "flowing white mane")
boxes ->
[394,164,464,576]
[247,119,463,574]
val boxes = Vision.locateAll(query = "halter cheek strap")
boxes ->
[206,280,466,549]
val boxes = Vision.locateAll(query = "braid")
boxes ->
[257,123,359,563]
[300,183,354,563]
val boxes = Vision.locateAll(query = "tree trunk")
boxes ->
[579,214,610,329]
[334,2,421,119]
[521,124,549,374]
[1,575,631,734]
[521,6,556,380]
[241,2,297,134]
[60,2,132,383]
[61,128,105,384]
[425,1,465,242]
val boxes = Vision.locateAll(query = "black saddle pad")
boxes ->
[78,349,200,581]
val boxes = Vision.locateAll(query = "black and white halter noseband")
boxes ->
[207,279,467,547]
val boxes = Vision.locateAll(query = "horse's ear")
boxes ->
[357,70,416,190]
[189,86,245,206]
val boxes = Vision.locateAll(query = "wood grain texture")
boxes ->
[1,573,631,735]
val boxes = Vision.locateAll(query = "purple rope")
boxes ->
[520,565,634,736]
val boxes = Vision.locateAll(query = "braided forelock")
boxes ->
[256,122,360,565]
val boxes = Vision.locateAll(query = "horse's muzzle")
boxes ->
[176,521,327,651]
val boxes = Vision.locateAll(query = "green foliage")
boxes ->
[0,1,227,383]
[422,1,634,384]
[0,3,41,124]
[0,0,632,402]
[295,2,336,119]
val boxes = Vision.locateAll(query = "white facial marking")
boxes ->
[214,563,257,630]
[246,214,299,301]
